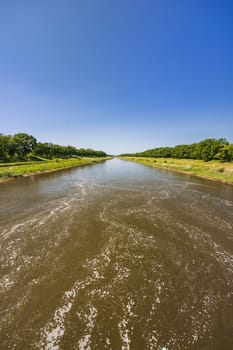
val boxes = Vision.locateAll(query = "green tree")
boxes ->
[12,133,37,159]
[0,134,10,159]
[216,144,233,161]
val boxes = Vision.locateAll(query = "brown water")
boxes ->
[0,158,233,350]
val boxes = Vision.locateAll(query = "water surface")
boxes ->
[0,159,233,350]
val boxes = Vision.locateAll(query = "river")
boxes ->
[0,158,232,350]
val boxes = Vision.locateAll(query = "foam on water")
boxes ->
[37,219,116,349]
[38,276,101,350]
[38,280,89,350]
[118,297,135,350]
[77,305,98,350]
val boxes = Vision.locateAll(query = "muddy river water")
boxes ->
[0,158,232,350]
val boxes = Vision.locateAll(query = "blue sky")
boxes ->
[0,0,233,154]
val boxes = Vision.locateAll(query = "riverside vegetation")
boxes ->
[0,132,109,181]
[1,133,233,184]
[122,157,233,184]
[0,157,111,181]
[120,138,233,184]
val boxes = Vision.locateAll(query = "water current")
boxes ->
[0,158,232,350]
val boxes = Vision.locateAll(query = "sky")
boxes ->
[0,0,233,154]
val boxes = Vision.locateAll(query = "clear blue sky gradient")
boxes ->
[1,0,233,154]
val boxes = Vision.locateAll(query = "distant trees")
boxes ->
[34,144,106,158]
[216,144,233,161]
[192,138,228,161]
[0,132,107,161]
[122,138,233,162]
[0,134,10,160]
[11,133,37,159]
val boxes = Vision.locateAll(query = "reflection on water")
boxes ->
[0,159,233,350]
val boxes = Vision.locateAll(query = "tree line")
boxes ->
[0,133,107,161]
[121,138,233,162]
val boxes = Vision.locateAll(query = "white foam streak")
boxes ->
[118,298,135,350]
[39,290,76,350]
[77,305,97,350]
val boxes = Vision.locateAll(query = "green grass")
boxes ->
[0,157,111,180]
[0,160,50,167]
[122,157,233,184]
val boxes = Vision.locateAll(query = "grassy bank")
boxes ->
[0,157,111,183]
[122,157,233,185]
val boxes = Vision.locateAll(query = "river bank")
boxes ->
[121,157,233,185]
[0,157,111,184]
